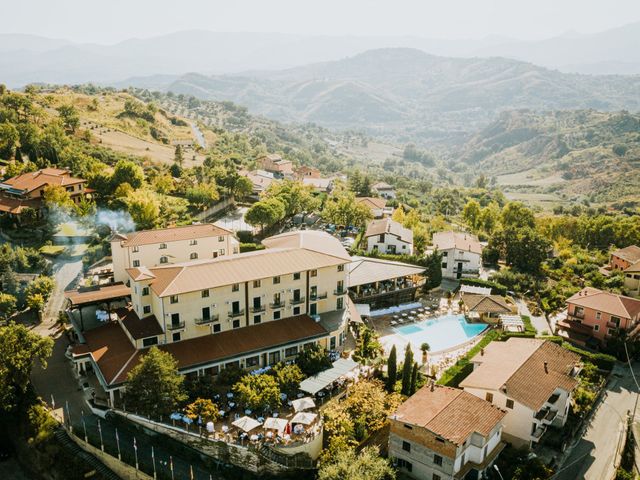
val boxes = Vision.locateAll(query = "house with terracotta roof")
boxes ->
[560,287,640,345]
[460,338,581,448]
[624,262,640,297]
[355,196,393,219]
[460,293,517,323]
[389,383,506,480]
[364,217,413,255]
[372,181,396,199]
[257,154,293,178]
[431,232,482,280]
[110,224,239,283]
[0,167,91,219]
[71,230,352,406]
[241,169,279,195]
[294,165,321,180]
[610,245,640,272]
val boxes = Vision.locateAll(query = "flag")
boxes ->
[190,465,194,480]
[134,437,137,451]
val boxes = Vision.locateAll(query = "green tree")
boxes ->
[401,344,414,395]
[56,104,80,132]
[501,202,536,230]
[409,362,419,395]
[423,249,442,290]
[322,188,373,228]
[353,326,382,364]
[185,183,219,210]
[174,145,184,165]
[318,446,395,480]
[0,293,17,320]
[296,343,332,376]
[125,189,160,229]
[43,184,75,212]
[184,398,219,427]
[386,345,397,393]
[0,122,20,159]
[263,180,318,217]
[112,159,145,190]
[271,363,304,396]
[233,373,281,411]
[462,199,482,231]
[420,342,430,364]
[245,197,286,232]
[124,347,187,418]
[0,323,53,412]
[25,276,55,304]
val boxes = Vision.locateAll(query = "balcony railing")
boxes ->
[167,321,185,330]
[194,315,219,325]
[570,311,585,319]
[334,288,347,296]
[290,297,305,305]
[228,309,245,318]
[310,292,328,301]
[251,305,266,313]
[270,301,285,309]
[607,321,620,329]
[531,424,546,440]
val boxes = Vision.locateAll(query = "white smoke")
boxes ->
[95,209,135,232]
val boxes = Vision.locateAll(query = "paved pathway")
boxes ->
[555,362,639,480]
[515,298,550,335]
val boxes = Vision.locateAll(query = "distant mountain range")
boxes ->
[163,48,640,140]
[2,21,640,88]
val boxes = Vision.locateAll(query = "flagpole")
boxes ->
[115,428,121,460]
[190,465,194,480]
[98,419,104,452]
[65,400,72,433]
[134,437,139,471]
[152,446,157,479]
[81,410,88,442]
[170,456,174,480]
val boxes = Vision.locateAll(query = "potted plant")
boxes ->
[420,342,431,365]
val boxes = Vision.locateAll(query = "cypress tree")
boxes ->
[386,345,397,392]
[401,344,414,395]
[410,362,419,395]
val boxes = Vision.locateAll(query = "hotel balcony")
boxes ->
[310,292,328,301]
[531,424,547,441]
[333,288,347,296]
[535,407,558,425]
[250,305,266,313]
[269,301,285,309]
[290,297,305,305]
[569,310,585,320]
[607,321,620,329]
[228,309,245,318]
[167,321,185,331]
[194,315,219,325]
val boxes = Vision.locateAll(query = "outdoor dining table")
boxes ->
[227,392,234,398]
[229,402,236,408]
[401,312,408,317]
[390,320,397,326]
[410,310,417,315]
[245,409,252,415]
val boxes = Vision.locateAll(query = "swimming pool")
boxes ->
[394,314,488,353]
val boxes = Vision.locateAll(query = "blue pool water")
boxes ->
[395,314,488,353]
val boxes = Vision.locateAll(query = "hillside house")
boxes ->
[257,154,293,178]
[372,181,396,199]
[432,232,482,280]
[610,245,640,272]
[355,196,393,219]
[364,217,413,255]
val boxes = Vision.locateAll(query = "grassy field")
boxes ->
[496,168,566,187]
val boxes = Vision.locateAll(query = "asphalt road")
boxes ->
[554,362,639,480]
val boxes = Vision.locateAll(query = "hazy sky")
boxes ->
[4,0,640,43]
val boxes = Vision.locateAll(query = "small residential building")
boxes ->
[257,154,293,177]
[295,165,321,180]
[71,230,352,405]
[372,181,396,199]
[560,287,640,345]
[355,196,393,219]
[242,169,278,195]
[432,232,482,280]
[0,167,91,219]
[348,256,425,310]
[302,177,333,193]
[364,218,413,255]
[110,224,239,283]
[624,263,640,296]
[389,384,506,480]
[460,338,581,449]
[610,245,640,272]
[460,293,517,323]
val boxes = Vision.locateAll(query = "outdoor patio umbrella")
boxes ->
[232,416,262,433]
[291,397,316,412]
[291,412,317,425]
[263,417,289,434]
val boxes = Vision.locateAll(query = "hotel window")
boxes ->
[202,307,211,321]
[378,234,384,243]
[595,311,601,320]
[213,323,221,333]
[190,252,198,260]
[142,287,149,296]
[246,356,259,367]
[133,260,141,267]
[170,295,179,304]
[397,459,412,473]
[293,272,301,280]
[160,256,168,264]
[336,297,344,310]
[232,283,239,292]
[611,316,621,327]
[402,441,411,452]
[132,246,139,253]
[202,289,210,298]
[330,336,336,350]
[172,332,181,342]
[253,280,261,288]
[285,346,298,357]
[310,269,317,277]
[442,251,448,257]
[254,315,261,324]
[268,351,281,365]
[433,475,441,480]
[442,262,447,269]
[485,392,493,402]
[212,251,218,258]
[232,319,240,329]
[142,337,158,347]
[273,310,281,320]
[219,248,225,256]
[273,276,281,285]
[143,305,151,314]
[293,306,301,316]
[218,235,225,242]
[506,399,514,409]
[190,239,198,246]
[159,243,167,249]
[433,454,443,466]
[594,324,600,331]
[310,303,317,316]
[337,264,344,272]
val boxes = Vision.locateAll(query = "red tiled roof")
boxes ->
[113,223,233,247]
[612,245,640,264]
[4,168,85,193]
[116,307,163,340]
[567,287,640,319]
[64,282,131,306]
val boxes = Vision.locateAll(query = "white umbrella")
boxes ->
[263,417,289,434]
[206,421,214,433]
[291,412,317,425]
[232,416,262,433]
[291,397,316,412]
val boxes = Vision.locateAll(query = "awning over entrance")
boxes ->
[299,357,359,395]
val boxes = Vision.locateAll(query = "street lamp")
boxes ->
[494,465,505,480]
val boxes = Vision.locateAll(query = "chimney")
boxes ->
[544,362,548,374]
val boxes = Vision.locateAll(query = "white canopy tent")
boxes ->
[291,397,316,412]
[460,284,492,295]
[291,412,318,425]
[232,416,262,432]
[263,417,289,434]
[299,358,359,395]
